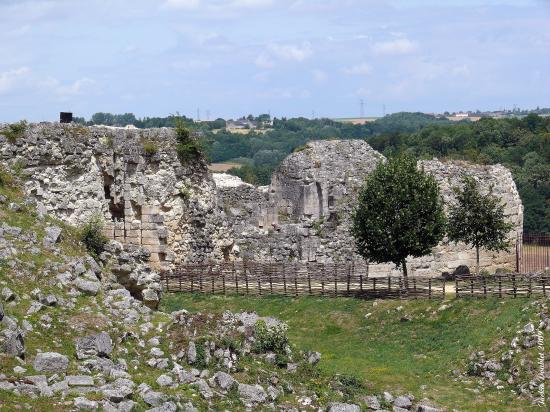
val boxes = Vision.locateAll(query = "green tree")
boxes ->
[352,155,446,278]
[447,176,514,274]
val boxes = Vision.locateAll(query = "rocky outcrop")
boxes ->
[0,123,230,272]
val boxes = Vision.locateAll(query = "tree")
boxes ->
[447,176,514,274]
[352,155,446,278]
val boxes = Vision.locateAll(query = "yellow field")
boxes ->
[208,162,242,172]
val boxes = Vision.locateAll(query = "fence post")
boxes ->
[347,264,351,296]
[498,276,502,298]
[455,278,459,298]
[258,265,262,296]
[359,274,363,293]
[222,267,226,295]
[269,262,273,293]
[428,279,432,299]
[210,265,214,293]
[543,278,547,297]
[442,279,445,299]
[483,277,487,298]
[528,276,532,298]
[373,278,377,294]
[470,278,473,297]
[334,265,338,297]
[234,261,238,294]
[294,263,298,297]
[283,265,287,295]
[513,274,517,298]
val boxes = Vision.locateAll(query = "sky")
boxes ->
[0,0,549,122]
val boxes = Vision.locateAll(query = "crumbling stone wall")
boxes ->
[216,140,523,275]
[1,125,524,278]
[0,123,230,272]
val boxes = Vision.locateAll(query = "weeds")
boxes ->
[175,116,203,164]
[2,121,27,143]
[253,320,289,354]
[142,140,159,156]
[79,214,108,257]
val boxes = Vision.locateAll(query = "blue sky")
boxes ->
[0,0,549,122]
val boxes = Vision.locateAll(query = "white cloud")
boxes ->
[231,0,273,7]
[255,53,275,69]
[0,67,30,94]
[54,77,96,97]
[312,69,327,83]
[269,42,312,62]
[172,59,212,71]
[164,0,200,9]
[164,0,273,10]
[452,64,470,77]
[372,38,417,55]
[345,63,372,75]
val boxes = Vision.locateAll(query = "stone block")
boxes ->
[142,206,159,215]
[142,238,160,246]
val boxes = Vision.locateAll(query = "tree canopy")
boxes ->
[352,155,446,277]
[447,176,514,274]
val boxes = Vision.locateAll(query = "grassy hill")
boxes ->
[162,293,549,411]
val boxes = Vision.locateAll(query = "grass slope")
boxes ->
[161,293,548,411]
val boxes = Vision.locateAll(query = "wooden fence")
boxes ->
[161,261,445,299]
[455,274,550,298]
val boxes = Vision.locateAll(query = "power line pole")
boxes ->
[360,99,365,118]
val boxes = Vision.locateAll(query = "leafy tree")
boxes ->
[447,176,514,274]
[352,155,446,278]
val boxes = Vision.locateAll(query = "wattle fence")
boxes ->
[455,274,550,298]
[161,261,445,299]
[161,261,550,300]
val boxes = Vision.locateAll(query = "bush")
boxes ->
[253,320,289,354]
[2,121,27,143]
[178,186,191,200]
[0,166,14,187]
[175,117,203,164]
[80,215,108,257]
[142,140,159,156]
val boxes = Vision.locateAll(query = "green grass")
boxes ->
[160,293,547,411]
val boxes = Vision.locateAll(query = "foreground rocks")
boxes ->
[0,171,448,411]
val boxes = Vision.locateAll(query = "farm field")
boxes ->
[161,293,548,412]
[207,162,242,172]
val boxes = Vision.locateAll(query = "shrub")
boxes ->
[178,186,191,200]
[80,215,108,257]
[175,117,203,164]
[142,140,159,156]
[2,121,27,143]
[0,166,14,187]
[253,320,289,354]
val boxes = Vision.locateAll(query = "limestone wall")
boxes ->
[215,140,523,275]
[1,125,524,277]
[0,123,230,270]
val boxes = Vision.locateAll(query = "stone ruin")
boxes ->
[215,140,523,276]
[0,123,523,280]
